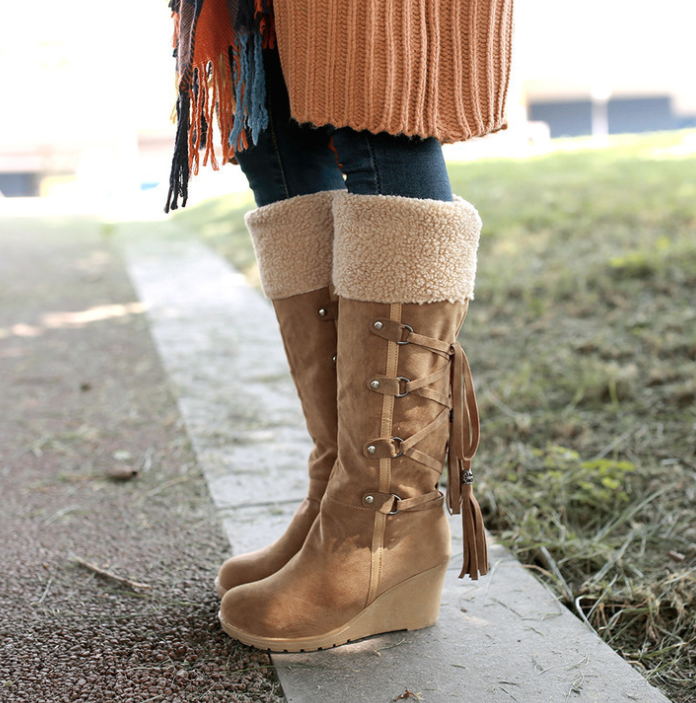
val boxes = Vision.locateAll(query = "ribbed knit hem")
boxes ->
[332,193,482,304]
[246,191,341,299]
[274,0,514,144]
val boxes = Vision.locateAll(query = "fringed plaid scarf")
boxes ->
[166,0,275,212]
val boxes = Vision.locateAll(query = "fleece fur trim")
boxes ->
[246,190,341,299]
[332,193,482,304]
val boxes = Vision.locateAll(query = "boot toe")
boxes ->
[216,552,268,595]
[219,580,317,642]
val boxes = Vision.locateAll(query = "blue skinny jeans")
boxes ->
[234,49,453,207]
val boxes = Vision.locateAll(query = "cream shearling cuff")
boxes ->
[245,190,341,299]
[332,193,482,304]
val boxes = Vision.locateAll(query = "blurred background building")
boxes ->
[1,0,695,200]
[517,0,696,138]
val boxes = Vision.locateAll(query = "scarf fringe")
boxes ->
[166,92,191,212]
[165,0,275,213]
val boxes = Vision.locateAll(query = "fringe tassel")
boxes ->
[230,31,252,151]
[230,28,269,152]
[165,0,275,212]
[165,93,190,213]
[458,473,489,580]
[447,341,489,580]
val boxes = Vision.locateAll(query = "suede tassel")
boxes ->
[458,467,489,580]
[447,342,489,580]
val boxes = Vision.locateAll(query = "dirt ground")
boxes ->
[0,216,283,702]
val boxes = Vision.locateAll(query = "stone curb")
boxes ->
[120,225,672,703]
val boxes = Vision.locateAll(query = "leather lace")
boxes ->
[366,318,488,579]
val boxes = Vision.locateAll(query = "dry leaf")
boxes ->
[107,466,139,481]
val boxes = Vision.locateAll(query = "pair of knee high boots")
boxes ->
[217,190,488,652]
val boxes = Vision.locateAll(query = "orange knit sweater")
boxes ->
[166,0,514,210]
[274,0,514,143]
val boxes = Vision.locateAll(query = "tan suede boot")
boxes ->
[216,190,341,596]
[219,193,488,651]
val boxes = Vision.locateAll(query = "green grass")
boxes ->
[174,130,696,702]
[454,131,696,702]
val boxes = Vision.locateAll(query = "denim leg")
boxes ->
[234,49,451,206]
[234,50,346,207]
[330,128,453,202]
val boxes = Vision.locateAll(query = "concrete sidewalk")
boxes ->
[119,221,672,703]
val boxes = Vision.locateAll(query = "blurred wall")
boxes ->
[0,0,175,197]
[516,0,696,117]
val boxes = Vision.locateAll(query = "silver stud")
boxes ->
[365,495,375,504]
[367,445,377,455]
[373,321,383,330]
[318,308,327,317]
[370,380,380,390]
[332,354,337,364]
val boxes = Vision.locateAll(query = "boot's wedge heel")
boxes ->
[218,561,449,652]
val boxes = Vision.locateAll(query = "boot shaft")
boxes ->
[330,297,468,505]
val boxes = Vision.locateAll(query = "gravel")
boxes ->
[0,216,284,702]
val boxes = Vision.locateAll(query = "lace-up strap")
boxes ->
[446,342,480,510]
[363,408,451,472]
[366,315,488,579]
[446,341,487,580]
[360,490,444,514]
[370,319,453,357]
[367,365,452,407]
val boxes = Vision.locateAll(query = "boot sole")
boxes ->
[218,561,449,652]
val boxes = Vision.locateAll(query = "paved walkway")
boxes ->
[119,220,672,703]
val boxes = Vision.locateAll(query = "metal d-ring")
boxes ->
[391,437,405,457]
[388,493,403,515]
[397,324,414,345]
[395,376,410,398]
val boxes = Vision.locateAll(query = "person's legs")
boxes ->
[234,47,453,207]
[215,191,341,596]
[220,100,488,651]
[216,50,345,595]
[330,127,453,202]
[219,189,488,651]
[219,48,487,646]
[234,48,345,207]
[220,48,458,596]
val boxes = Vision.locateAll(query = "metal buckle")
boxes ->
[392,437,404,457]
[388,493,402,515]
[395,376,410,398]
[397,324,414,345]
